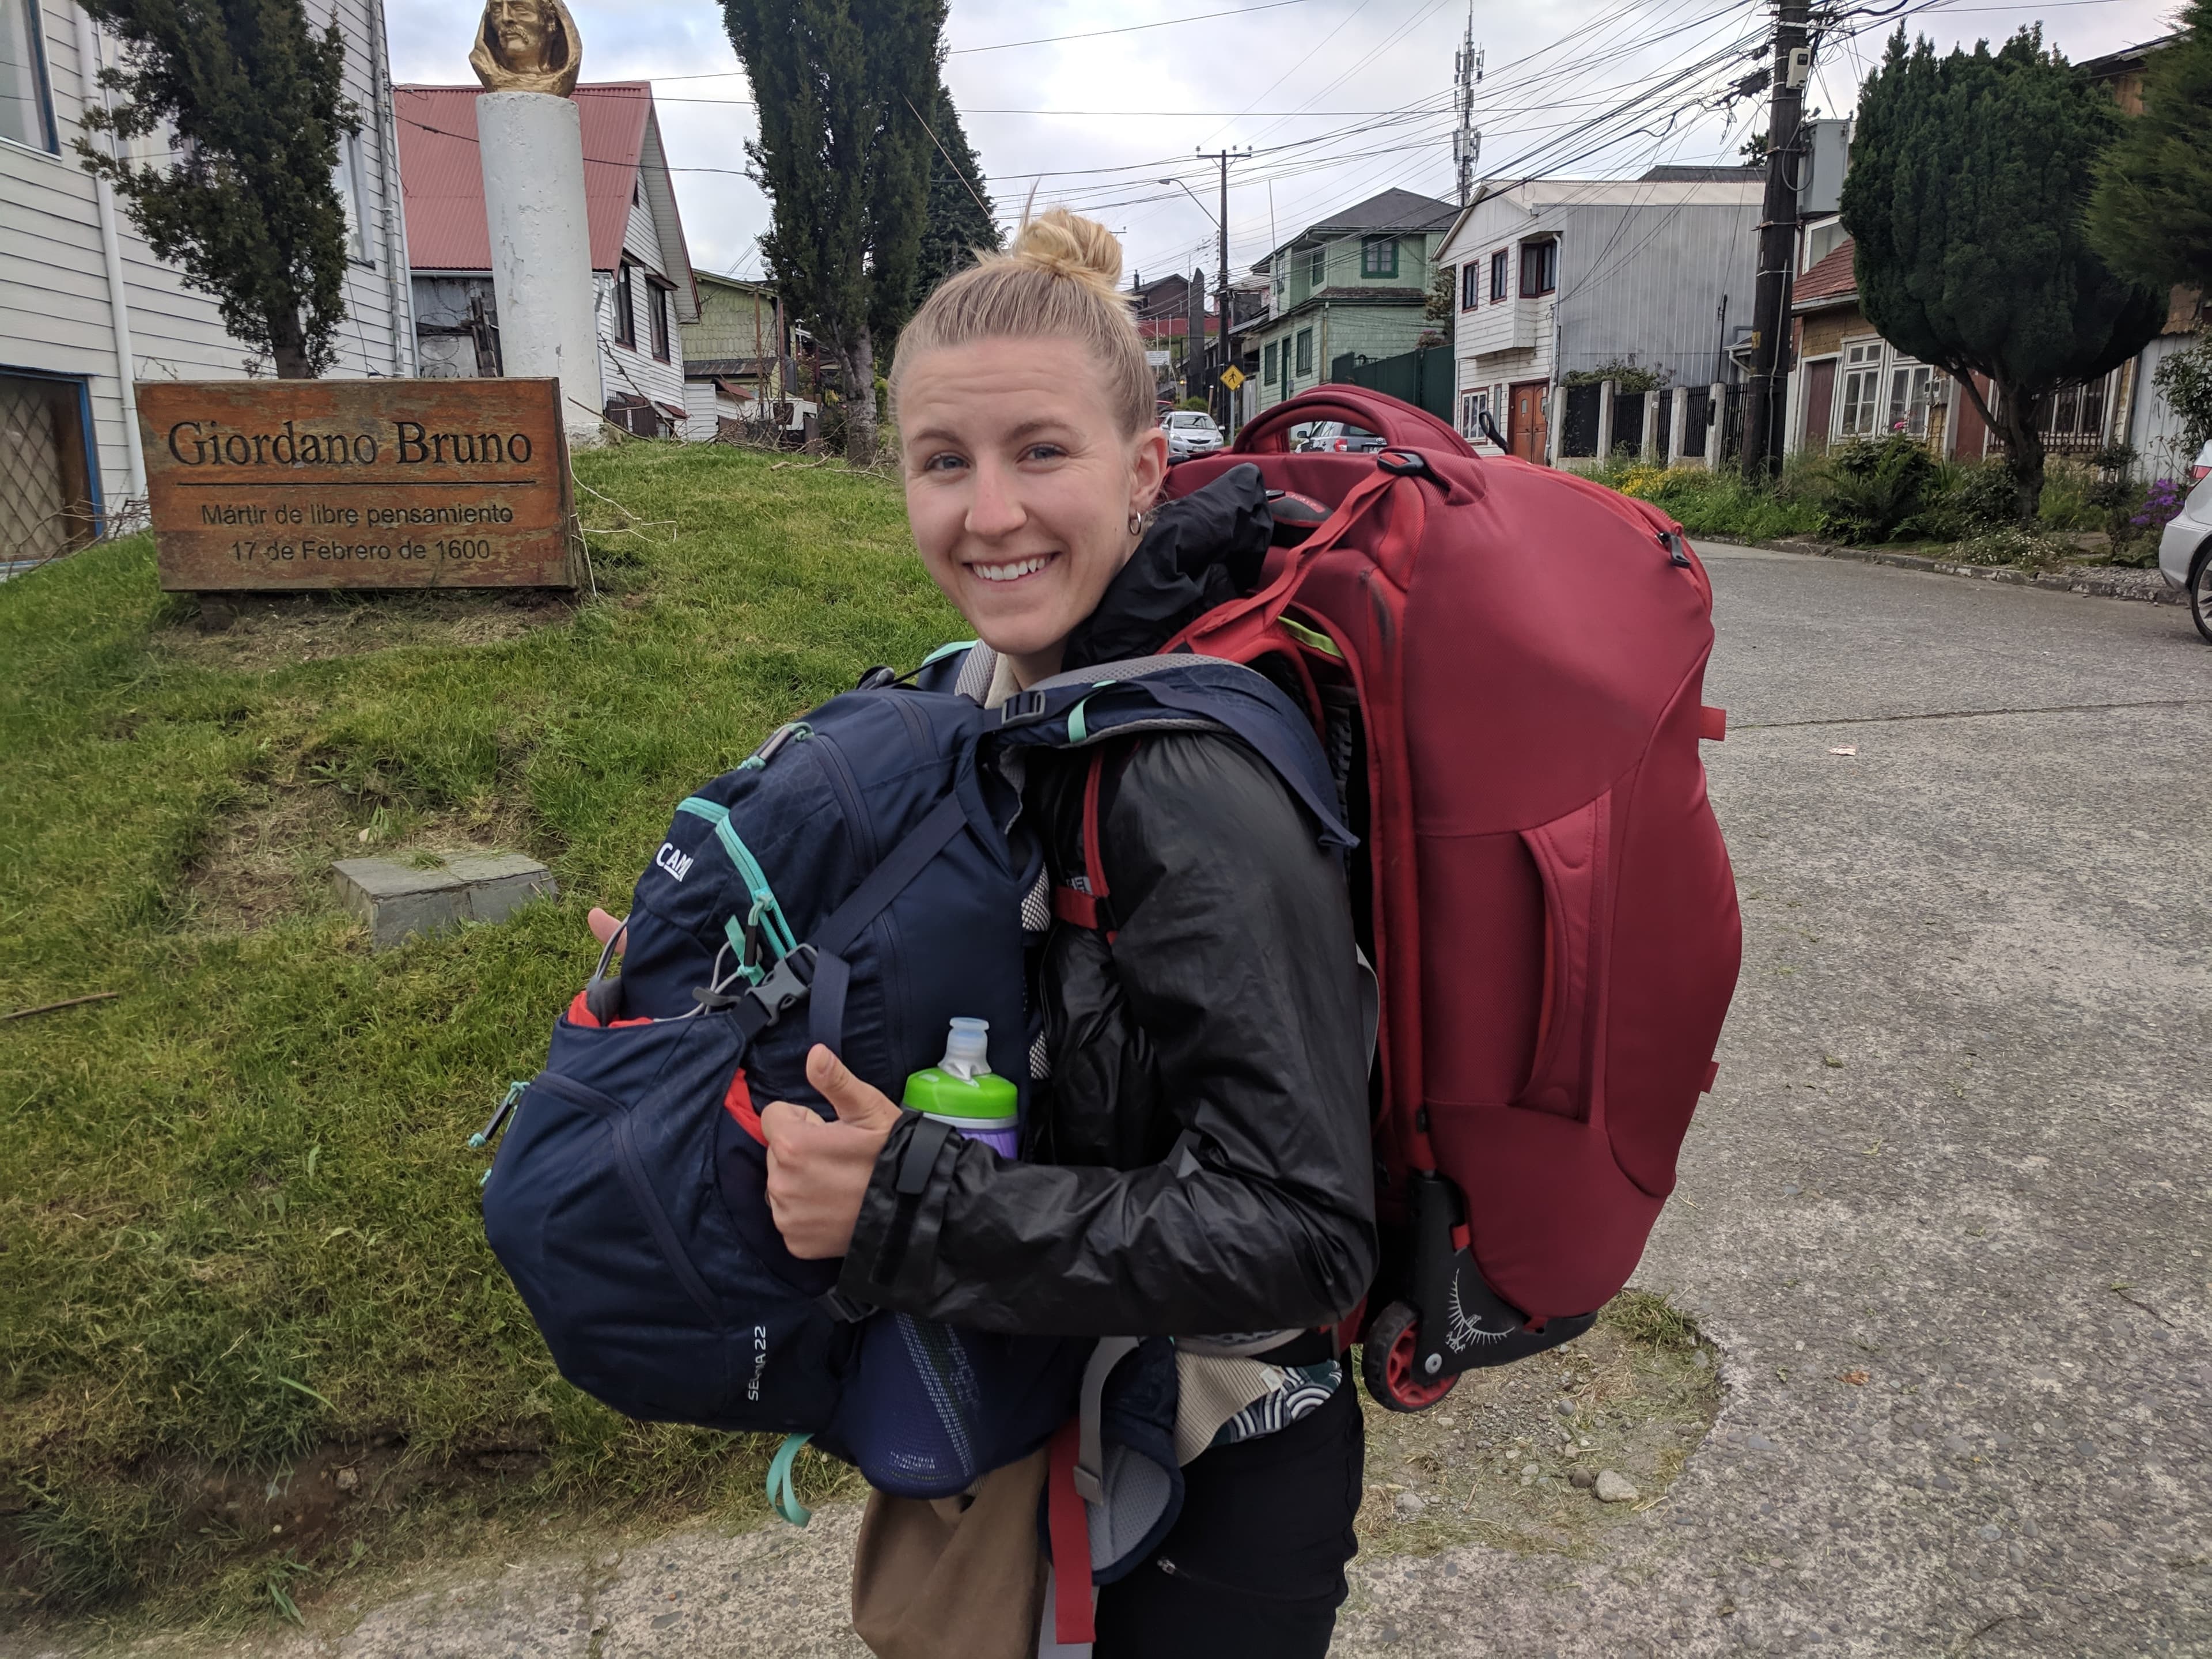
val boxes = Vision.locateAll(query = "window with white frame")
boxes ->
[1461,388,1493,441]
[333,130,372,263]
[1460,262,1480,310]
[1488,249,1509,302]
[1,0,56,151]
[1836,339,1884,439]
[1885,361,1934,436]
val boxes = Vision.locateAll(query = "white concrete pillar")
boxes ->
[1596,378,1615,463]
[1667,387,1688,468]
[478,90,605,449]
[1708,381,1726,467]
[1642,389,1661,461]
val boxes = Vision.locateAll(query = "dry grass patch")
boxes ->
[1355,1289,1721,1560]
[151,589,576,672]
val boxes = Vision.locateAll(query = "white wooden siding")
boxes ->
[597,176,685,420]
[3,0,412,517]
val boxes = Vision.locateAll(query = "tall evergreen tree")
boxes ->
[2086,1,2212,294]
[725,0,945,464]
[1842,27,2166,519]
[909,84,1001,311]
[74,0,359,379]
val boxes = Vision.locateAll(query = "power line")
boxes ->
[950,0,1324,55]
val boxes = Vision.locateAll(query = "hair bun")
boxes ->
[1009,207,1124,297]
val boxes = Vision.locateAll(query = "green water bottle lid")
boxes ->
[902,1017,1017,1121]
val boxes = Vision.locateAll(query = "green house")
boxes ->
[1245,188,1459,417]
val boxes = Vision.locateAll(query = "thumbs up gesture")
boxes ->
[762,1045,904,1259]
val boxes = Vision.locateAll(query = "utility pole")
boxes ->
[1196,147,1249,427]
[1453,8,1483,206]
[1741,0,1810,479]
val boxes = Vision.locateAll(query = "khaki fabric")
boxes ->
[851,1448,1050,1659]
[1172,1353,1283,1464]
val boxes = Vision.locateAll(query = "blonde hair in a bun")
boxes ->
[890,206,1154,436]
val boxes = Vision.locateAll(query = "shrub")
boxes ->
[1599,460,1826,541]
[1945,461,2019,535]
[1816,435,1941,544]
[1949,524,2063,568]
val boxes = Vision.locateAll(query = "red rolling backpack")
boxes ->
[1159,387,1741,1410]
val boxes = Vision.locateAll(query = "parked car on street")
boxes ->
[1293,420,1384,454]
[2157,445,2212,645]
[1162,410,1224,456]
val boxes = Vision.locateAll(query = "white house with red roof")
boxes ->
[396,81,699,437]
[3,0,414,565]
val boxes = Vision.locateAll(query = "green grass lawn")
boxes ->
[0,442,958,1624]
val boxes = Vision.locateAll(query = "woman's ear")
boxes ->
[1130,425,1170,516]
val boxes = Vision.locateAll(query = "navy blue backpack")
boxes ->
[475,647,1350,1509]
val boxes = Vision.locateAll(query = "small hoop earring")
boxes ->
[1127,510,1143,537]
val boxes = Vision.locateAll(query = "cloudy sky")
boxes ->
[387,0,2178,291]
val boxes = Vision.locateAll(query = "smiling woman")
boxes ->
[789,209,1375,1657]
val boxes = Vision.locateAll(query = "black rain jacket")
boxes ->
[837,466,1377,1336]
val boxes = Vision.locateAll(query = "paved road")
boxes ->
[24,549,2212,1659]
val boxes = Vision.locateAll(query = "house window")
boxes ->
[613,263,637,349]
[1307,247,1325,289]
[1,0,58,151]
[2033,371,2112,446]
[649,281,671,362]
[1518,238,1557,297]
[1361,236,1399,278]
[333,130,371,263]
[1461,388,1492,440]
[1263,340,1278,387]
[1295,327,1313,377]
[1886,361,1933,436]
[1489,249,1509,302]
[1460,262,1480,310]
[1836,339,1883,438]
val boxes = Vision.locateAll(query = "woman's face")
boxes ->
[899,336,1168,685]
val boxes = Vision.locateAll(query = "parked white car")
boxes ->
[1162,410,1224,457]
[2157,441,2212,644]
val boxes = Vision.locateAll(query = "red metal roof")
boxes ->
[1794,237,1857,308]
[396,82,653,273]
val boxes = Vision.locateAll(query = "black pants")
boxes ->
[1094,1379,1364,1658]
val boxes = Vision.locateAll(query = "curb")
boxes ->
[1727,536,2187,608]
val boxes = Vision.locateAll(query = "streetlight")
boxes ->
[1157,177,1218,224]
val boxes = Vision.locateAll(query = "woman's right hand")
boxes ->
[588,907,627,957]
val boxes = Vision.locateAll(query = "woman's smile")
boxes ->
[966,550,1061,583]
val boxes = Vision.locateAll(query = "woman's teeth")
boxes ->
[971,553,1055,583]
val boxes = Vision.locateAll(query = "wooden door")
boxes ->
[1509,380,1548,464]
[1803,358,1836,451]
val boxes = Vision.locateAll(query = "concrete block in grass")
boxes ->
[332,853,557,949]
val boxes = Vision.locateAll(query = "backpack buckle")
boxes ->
[999,689,1051,726]
[1377,449,1433,479]
[742,944,817,1028]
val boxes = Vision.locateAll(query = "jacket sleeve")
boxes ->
[837,733,1377,1336]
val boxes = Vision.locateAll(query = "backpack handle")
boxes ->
[1167,454,1427,660]
[1233,388,1475,457]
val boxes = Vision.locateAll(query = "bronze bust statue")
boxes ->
[470,0,582,97]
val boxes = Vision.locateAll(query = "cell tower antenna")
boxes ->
[1453,6,1483,205]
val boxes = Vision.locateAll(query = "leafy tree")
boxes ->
[74,0,358,379]
[2086,0,2212,293]
[910,84,1001,310]
[1422,266,1454,349]
[1842,27,2167,520]
[726,0,946,464]
[1738,130,1770,163]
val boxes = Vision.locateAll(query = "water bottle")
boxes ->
[901,1017,1019,1158]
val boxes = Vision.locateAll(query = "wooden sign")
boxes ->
[137,378,582,592]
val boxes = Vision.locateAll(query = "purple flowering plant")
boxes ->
[2130,479,2185,533]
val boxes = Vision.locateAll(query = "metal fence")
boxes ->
[1326,345,1455,423]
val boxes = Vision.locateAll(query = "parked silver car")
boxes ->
[2157,441,2212,644]
[1291,420,1385,455]
[1162,410,1224,456]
